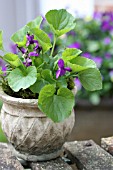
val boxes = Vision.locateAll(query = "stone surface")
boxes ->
[101,136,113,155]
[0,88,75,161]
[64,140,113,170]
[30,157,73,170]
[0,142,24,170]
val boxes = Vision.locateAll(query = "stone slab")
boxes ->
[101,136,113,155]
[30,157,73,170]
[0,142,24,170]
[64,140,113,170]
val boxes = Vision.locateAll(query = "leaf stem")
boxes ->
[50,34,56,57]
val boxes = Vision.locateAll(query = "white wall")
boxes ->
[40,0,94,17]
[0,0,40,51]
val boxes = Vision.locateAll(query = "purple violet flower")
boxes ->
[23,58,32,67]
[28,51,39,57]
[26,34,39,50]
[103,37,111,45]
[68,42,81,49]
[56,59,72,79]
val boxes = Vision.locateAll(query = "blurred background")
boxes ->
[0,0,113,144]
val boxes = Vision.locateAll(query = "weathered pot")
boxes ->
[0,89,75,161]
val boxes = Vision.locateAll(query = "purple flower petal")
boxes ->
[65,67,72,72]
[26,34,35,47]
[60,69,66,76]
[33,40,39,50]
[58,59,64,68]
[28,51,39,57]
[20,47,27,54]
[56,69,61,79]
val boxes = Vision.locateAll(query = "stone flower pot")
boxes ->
[0,88,75,161]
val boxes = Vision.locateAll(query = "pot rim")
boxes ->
[0,87,38,107]
[0,86,77,107]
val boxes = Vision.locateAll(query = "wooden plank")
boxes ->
[64,140,113,170]
[0,143,24,170]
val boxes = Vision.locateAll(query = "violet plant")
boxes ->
[0,9,102,122]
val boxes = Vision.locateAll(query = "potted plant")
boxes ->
[0,9,102,161]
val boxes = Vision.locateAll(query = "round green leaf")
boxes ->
[38,84,75,122]
[31,28,52,53]
[8,66,37,92]
[62,48,82,61]
[67,56,97,72]
[3,53,22,67]
[78,68,102,91]
[27,16,43,29]
[45,9,76,37]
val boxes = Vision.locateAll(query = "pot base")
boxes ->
[9,144,63,162]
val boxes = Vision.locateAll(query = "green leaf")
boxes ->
[38,84,75,122]
[30,73,49,93]
[78,68,102,91]
[31,28,52,52]
[8,66,37,92]
[11,26,29,46]
[0,31,4,51]
[67,56,97,72]
[3,53,22,67]
[27,16,43,29]
[62,48,82,61]
[45,9,76,37]
[41,69,56,84]
[56,77,67,88]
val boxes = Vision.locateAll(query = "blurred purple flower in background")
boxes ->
[92,57,103,68]
[2,65,7,76]
[68,42,81,49]
[105,53,111,59]
[56,59,72,79]
[10,44,18,54]
[82,52,92,59]
[74,78,82,90]
[93,11,102,20]
[103,37,111,45]
[101,12,113,31]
